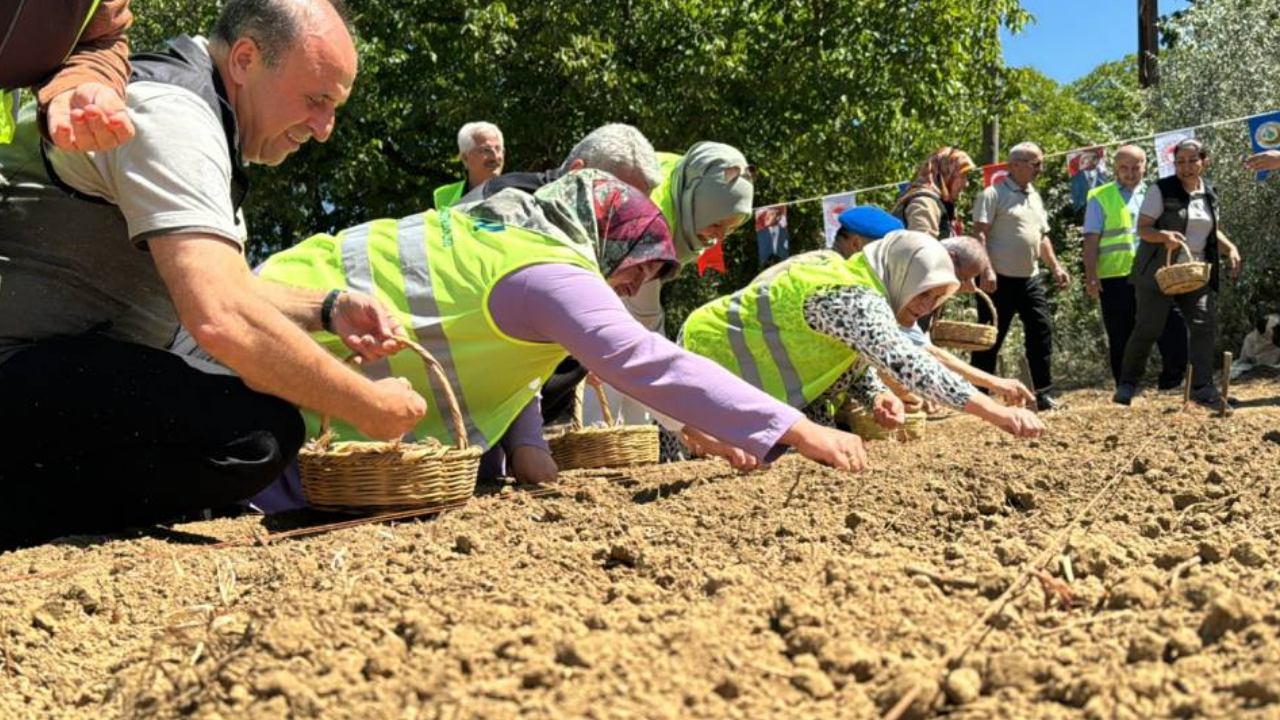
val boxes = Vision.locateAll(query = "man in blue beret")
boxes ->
[833,205,905,258]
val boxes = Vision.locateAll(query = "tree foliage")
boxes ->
[128,0,1029,314]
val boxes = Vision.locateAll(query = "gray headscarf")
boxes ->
[669,141,754,265]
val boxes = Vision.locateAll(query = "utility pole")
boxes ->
[981,117,1000,166]
[1138,0,1159,87]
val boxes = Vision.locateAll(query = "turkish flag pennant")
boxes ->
[697,241,726,276]
[982,163,1009,188]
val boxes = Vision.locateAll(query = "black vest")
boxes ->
[892,189,955,239]
[43,35,248,212]
[1131,175,1219,291]
[0,37,246,351]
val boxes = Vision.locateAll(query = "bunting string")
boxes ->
[759,109,1277,211]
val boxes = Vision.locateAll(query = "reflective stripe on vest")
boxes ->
[398,210,484,448]
[1088,182,1137,279]
[259,209,599,449]
[755,281,807,407]
[340,220,394,384]
[683,252,886,407]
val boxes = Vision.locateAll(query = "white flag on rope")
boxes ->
[821,192,856,248]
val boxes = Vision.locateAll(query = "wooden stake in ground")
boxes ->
[1183,363,1194,408]
[1221,352,1233,417]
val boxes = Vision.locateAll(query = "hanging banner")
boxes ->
[1155,130,1195,179]
[1248,111,1280,180]
[982,163,1010,188]
[697,241,726,276]
[754,205,790,269]
[896,181,910,198]
[821,192,856,249]
[1067,147,1109,213]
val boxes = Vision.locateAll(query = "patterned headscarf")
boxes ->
[894,146,976,208]
[459,169,678,280]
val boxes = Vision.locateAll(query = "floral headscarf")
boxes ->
[893,146,976,209]
[457,169,678,280]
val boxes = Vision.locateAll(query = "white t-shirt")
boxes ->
[1139,182,1213,261]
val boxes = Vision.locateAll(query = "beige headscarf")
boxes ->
[860,230,960,314]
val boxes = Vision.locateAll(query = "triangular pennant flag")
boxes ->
[697,241,726,276]
[982,163,1009,188]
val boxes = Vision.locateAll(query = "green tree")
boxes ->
[128,0,1030,324]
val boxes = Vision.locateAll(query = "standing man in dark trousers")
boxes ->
[971,142,1071,411]
[1082,145,1185,390]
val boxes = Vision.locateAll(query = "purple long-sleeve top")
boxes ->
[489,264,802,461]
[248,262,801,514]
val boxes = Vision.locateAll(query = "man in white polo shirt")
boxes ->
[971,142,1071,411]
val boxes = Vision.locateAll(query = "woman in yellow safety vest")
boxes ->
[245,171,871,511]
[680,231,1046,443]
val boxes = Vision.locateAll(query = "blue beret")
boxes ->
[837,206,904,240]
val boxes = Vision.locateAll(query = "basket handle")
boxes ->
[1163,237,1192,267]
[571,376,615,430]
[314,336,470,451]
[935,288,998,329]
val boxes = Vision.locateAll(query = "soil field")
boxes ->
[2,380,1279,720]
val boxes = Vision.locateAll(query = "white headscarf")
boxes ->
[860,230,959,314]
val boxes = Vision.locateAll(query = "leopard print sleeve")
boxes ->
[803,286,976,409]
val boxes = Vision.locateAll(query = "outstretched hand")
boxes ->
[682,426,762,472]
[47,83,135,152]
[780,418,868,472]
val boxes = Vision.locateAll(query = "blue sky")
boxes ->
[1002,0,1193,84]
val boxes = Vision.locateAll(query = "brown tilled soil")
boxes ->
[2,380,1279,720]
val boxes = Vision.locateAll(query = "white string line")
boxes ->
[759,109,1275,212]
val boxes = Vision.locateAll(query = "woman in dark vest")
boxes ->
[890,146,976,240]
[1114,140,1242,408]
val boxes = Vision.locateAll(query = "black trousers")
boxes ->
[0,335,304,550]
[970,274,1054,392]
[1121,284,1216,391]
[1099,277,1186,387]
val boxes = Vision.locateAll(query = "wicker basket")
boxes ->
[299,339,483,513]
[547,381,659,470]
[848,408,927,442]
[930,289,998,352]
[1155,238,1211,295]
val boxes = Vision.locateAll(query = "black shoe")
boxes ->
[1190,385,1239,410]
[1035,393,1062,412]
[1112,383,1138,406]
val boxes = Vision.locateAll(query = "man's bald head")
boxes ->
[211,0,354,68]
[1113,144,1147,189]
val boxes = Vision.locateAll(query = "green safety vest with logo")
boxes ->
[1087,181,1139,279]
[648,151,684,247]
[682,251,886,408]
[258,209,600,448]
[432,180,466,212]
[1,0,103,144]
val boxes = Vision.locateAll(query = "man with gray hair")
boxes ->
[0,0,426,549]
[460,123,660,203]
[433,120,504,211]
[971,141,1071,411]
